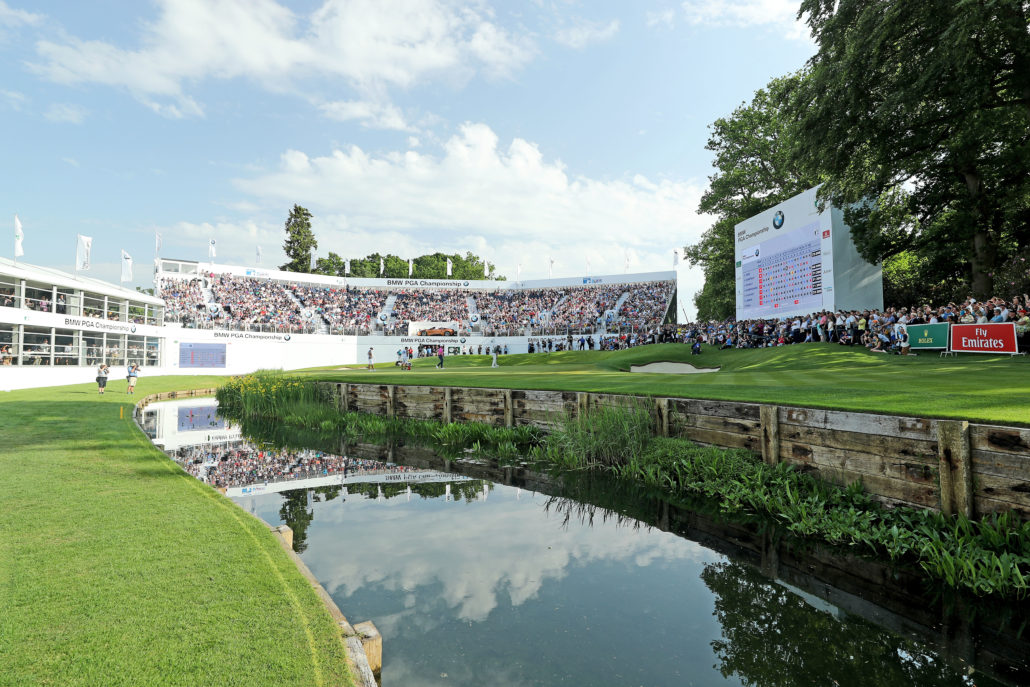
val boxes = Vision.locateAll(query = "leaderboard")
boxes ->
[740,225,822,319]
[178,342,227,369]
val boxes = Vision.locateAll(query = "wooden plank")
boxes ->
[670,413,761,436]
[800,465,938,509]
[778,423,937,464]
[780,406,936,441]
[974,472,1030,511]
[974,495,1030,519]
[971,448,1030,480]
[781,441,939,486]
[673,399,761,421]
[970,424,1030,456]
[680,426,760,452]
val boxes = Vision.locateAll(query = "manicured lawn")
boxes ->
[0,376,353,687]
[303,343,1030,425]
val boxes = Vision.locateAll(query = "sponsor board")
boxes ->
[950,323,1018,354]
[212,331,292,342]
[909,322,949,350]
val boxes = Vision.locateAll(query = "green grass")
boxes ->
[0,376,354,687]
[302,343,1030,425]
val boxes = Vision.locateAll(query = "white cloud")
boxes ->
[554,19,620,49]
[30,0,536,117]
[0,88,26,109]
[0,1,42,27]
[319,99,413,131]
[407,136,421,148]
[680,0,811,40]
[44,102,88,124]
[646,9,676,28]
[61,156,79,167]
[224,123,711,279]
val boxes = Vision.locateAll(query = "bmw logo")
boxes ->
[130,325,136,333]
[460,337,466,343]
[379,313,387,321]
[773,211,785,229]
[463,281,469,286]
[284,334,291,342]
[754,248,759,257]
[471,314,479,323]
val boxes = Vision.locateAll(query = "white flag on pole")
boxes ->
[516,263,521,282]
[14,215,24,258]
[75,235,93,271]
[379,257,384,275]
[548,257,554,279]
[120,250,133,283]
[256,245,262,264]
[446,258,453,276]
[585,256,591,274]
[624,250,630,273]
[208,238,216,259]
[408,259,413,276]
[483,261,488,278]
[310,251,316,272]
[673,248,680,268]
[155,231,162,256]
[345,259,350,275]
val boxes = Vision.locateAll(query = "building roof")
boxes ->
[0,257,164,306]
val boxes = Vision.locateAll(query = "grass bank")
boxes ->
[0,376,353,687]
[302,344,1030,425]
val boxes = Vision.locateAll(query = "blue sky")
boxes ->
[1,0,814,304]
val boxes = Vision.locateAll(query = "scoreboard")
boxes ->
[178,342,227,368]
[734,186,882,320]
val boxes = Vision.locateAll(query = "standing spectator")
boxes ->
[366,347,374,371]
[126,363,140,395]
[96,363,109,395]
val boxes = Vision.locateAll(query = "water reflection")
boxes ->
[142,398,1028,687]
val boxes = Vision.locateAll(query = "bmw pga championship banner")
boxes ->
[908,323,949,349]
[950,323,1019,354]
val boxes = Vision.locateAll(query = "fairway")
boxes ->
[0,377,354,687]
[305,344,1030,426]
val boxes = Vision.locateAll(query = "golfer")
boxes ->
[367,347,375,371]
[491,345,499,368]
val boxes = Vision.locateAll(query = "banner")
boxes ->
[120,250,133,283]
[155,231,162,256]
[256,245,262,264]
[75,234,92,270]
[408,259,413,277]
[208,238,216,258]
[446,258,453,276]
[908,322,949,349]
[950,323,1018,354]
[14,215,24,257]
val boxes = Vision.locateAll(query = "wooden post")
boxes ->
[576,392,589,417]
[443,387,453,424]
[342,383,350,412]
[760,405,780,466]
[656,398,670,437]
[352,621,382,677]
[503,389,513,427]
[937,420,973,518]
[386,385,395,418]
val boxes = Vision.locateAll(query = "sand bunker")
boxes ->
[629,362,720,374]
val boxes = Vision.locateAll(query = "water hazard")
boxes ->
[142,398,1029,687]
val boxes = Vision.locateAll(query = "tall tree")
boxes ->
[279,205,318,272]
[685,72,823,319]
[792,0,1030,297]
[313,251,502,280]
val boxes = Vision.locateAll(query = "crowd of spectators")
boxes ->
[611,281,674,329]
[292,285,385,330]
[548,284,626,328]
[159,277,206,324]
[476,288,565,328]
[210,275,307,331]
[173,443,420,489]
[390,289,469,325]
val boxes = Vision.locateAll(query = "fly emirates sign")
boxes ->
[950,323,1018,354]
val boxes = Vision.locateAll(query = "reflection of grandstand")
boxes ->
[156,259,675,336]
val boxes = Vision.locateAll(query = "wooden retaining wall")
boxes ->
[323,382,1030,519]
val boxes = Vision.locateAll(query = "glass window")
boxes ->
[22,326,52,366]
[144,337,161,366]
[24,284,54,313]
[83,332,104,366]
[54,329,78,366]
[83,293,105,319]
[0,325,15,365]
[0,277,17,308]
[104,334,126,366]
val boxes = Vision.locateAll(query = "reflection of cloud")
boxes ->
[302,485,709,624]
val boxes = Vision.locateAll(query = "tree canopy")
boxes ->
[685,72,823,320]
[279,205,318,273]
[313,251,501,280]
[791,0,1030,297]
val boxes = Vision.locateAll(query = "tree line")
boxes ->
[687,0,1030,320]
[279,204,502,280]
